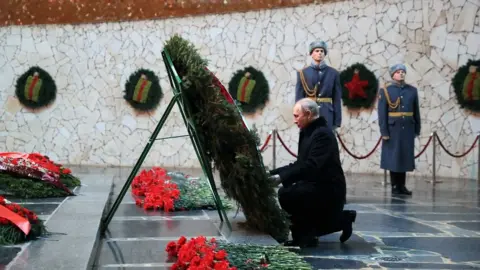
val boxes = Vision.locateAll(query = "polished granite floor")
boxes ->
[2,167,480,270]
[90,171,480,270]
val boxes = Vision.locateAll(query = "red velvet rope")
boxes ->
[435,134,479,158]
[336,134,382,159]
[275,133,298,157]
[258,130,478,160]
[414,135,433,159]
[259,133,272,152]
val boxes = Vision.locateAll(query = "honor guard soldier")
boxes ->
[378,64,421,195]
[295,40,342,130]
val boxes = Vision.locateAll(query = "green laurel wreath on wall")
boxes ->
[452,59,480,113]
[228,66,270,114]
[15,66,57,110]
[339,63,378,109]
[124,68,163,112]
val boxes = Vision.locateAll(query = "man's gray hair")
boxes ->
[297,98,320,118]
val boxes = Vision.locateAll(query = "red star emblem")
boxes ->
[344,71,369,99]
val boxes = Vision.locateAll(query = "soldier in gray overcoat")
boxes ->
[378,64,421,195]
[295,40,342,130]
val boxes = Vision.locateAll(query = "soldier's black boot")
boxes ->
[340,210,357,243]
[390,171,402,195]
[398,173,412,195]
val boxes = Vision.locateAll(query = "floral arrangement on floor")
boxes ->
[131,167,233,212]
[0,196,46,245]
[0,152,81,198]
[166,236,312,270]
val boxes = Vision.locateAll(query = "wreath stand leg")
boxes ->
[100,50,231,233]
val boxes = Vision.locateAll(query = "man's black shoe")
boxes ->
[283,237,318,248]
[340,210,356,243]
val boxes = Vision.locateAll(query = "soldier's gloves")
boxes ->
[268,174,282,186]
[382,136,390,140]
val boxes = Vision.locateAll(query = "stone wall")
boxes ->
[0,0,479,178]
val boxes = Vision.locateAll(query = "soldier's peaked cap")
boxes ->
[309,40,328,55]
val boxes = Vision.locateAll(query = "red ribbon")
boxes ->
[136,79,148,102]
[28,75,39,100]
[239,78,250,102]
[0,204,31,235]
[467,72,476,100]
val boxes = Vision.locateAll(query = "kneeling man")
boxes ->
[269,98,356,247]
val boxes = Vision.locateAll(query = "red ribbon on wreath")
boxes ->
[205,68,249,130]
[0,196,34,235]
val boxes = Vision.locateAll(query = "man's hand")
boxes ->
[382,136,390,140]
[268,174,282,186]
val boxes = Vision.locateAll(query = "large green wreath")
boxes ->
[339,63,378,109]
[452,59,480,112]
[228,67,270,114]
[15,66,57,110]
[124,68,163,112]
[164,35,289,242]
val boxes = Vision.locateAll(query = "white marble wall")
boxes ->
[0,0,479,179]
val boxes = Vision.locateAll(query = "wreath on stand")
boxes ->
[124,69,163,112]
[452,59,480,113]
[228,66,270,114]
[15,66,57,110]
[339,63,378,109]
[164,35,289,243]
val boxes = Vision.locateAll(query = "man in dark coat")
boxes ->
[268,98,357,248]
[378,64,421,196]
[295,40,342,130]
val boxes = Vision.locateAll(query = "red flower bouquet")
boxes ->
[166,236,237,270]
[0,196,46,245]
[131,167,180,212]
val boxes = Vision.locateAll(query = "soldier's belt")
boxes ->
[316,97,332,103]
[388,112,413,117]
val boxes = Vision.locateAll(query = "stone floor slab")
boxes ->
[378,205,480,213]
[378,262,480,269]
[95,240,173,265]
[105,220,222,238]
[0,247,21,266]
[354,213,442,233]
[303,257,371,269]
[346,197,411,204]
[16,203,60,215]
[110,204,207,218]
[405,213,480,221]
[381,237,480,262]
[449,222,480,232]
[296,234,377,256]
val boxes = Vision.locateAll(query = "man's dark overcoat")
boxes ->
[270,116,346,233]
